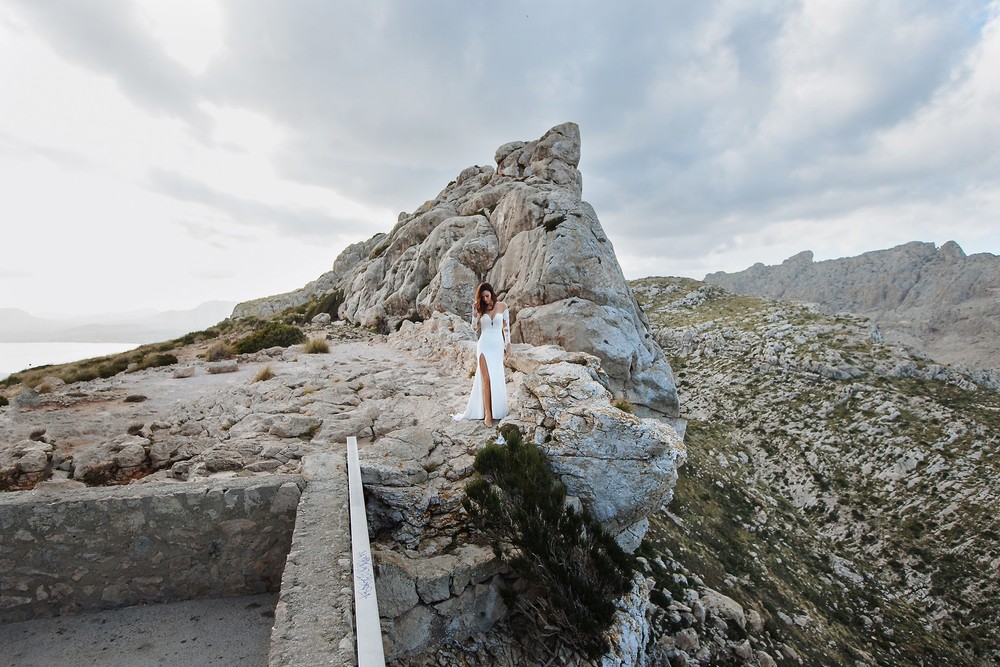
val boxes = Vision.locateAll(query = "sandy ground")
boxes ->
[0,594,277,667]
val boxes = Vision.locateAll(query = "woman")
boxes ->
[458,282,510,426]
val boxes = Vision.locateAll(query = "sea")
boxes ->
[0,342,141,380]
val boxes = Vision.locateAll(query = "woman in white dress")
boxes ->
[460,282,510,426]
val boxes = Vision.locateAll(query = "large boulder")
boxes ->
[233,123,679,416]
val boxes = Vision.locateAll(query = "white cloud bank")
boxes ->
[2,0,998,316]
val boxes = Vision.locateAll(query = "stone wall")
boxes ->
[267,454,356,667]
[0,476,302,624]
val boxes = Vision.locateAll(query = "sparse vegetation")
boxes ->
[304,337,329,354]
[0,341,185,389]
[543,213,566,232]
[234,321,305,354]
[173,320,233,346]
[131,352,178,371]
[462,424,636,659]
[368,239,390,260]
[631,275,997,665]
[205,341,235,361]
[612,398,633,413]
[371,315,391,336]
[252,365,275,383]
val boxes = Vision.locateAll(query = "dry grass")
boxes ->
[205,341,235,362]
[252,365,275,383]
[304,337,330,354]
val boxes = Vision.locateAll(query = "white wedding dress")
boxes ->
[457,310,509,421]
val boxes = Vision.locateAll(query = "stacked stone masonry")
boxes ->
[0,476,302,624]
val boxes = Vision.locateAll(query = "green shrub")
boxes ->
[304,337,329,354]
[371,315,391,336]
[304,289,344,322]
[234,321,305,354]
[0,394,8,407]
[612,398,634,413]
[174,323,226,346]
[131,353,178,372]
[462,424,635,659]
[98,355,131,378]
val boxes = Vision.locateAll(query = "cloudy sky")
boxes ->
[2,1,999,318]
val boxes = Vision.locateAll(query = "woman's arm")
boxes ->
[502,309,511,351]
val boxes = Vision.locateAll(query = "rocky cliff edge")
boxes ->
[233,123,679,417]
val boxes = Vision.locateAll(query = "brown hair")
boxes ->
[474,282,496,316]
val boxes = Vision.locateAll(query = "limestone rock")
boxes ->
[0,440,54,489]
[207,360,239,374]
[512,348,685,537]
[72,435,152,484]
[701,588,746,629]
[232,123,679,416]
[268,415,322,439]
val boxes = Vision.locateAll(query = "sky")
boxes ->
[2,0,999,318]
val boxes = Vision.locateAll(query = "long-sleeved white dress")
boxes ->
[458,310,509,421]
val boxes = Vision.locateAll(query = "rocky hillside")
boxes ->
[233,123,679,418]
[704,241,1000,372]
[632,276,999,666]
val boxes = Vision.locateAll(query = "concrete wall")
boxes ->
[267,454,356,667]
[0,476,302,624]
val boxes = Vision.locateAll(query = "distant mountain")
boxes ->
[0,301,236,343]
[704,241,1000,372]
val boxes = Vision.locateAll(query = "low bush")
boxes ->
[0,394,8,407]
[174,321,232,346]
[205,341,235,361]
[131,353,178,372]
[234,321,305,354]
[304,289,344,322]
[98,355,131,378]
[612,398,634,413]
[462,424,636,659]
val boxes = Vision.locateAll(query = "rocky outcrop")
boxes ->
[232,123,679,417]
[704,241,1000,371]
[1,313,684,664]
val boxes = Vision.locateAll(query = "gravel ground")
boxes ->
[0,593,278,667]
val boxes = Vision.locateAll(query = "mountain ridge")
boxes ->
[0,301,236,343]
[703,240,1000,372]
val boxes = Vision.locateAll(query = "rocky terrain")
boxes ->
[704,241,1000,373]
[6,117,996,666]
[1,123,691,665]
[0,313,685,665]
[233,123,679,418]
[633,276,999,666]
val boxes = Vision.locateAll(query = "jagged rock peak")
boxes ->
[705,240,1000,371]
[233,123,679,416]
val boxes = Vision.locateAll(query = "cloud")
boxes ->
[6,0,209,130]
[6,0,1000,290]
[0,132,96,172]
[0,269,32,279]
[147,168,368,241]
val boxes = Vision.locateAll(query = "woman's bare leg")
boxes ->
[479,353,493,427]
